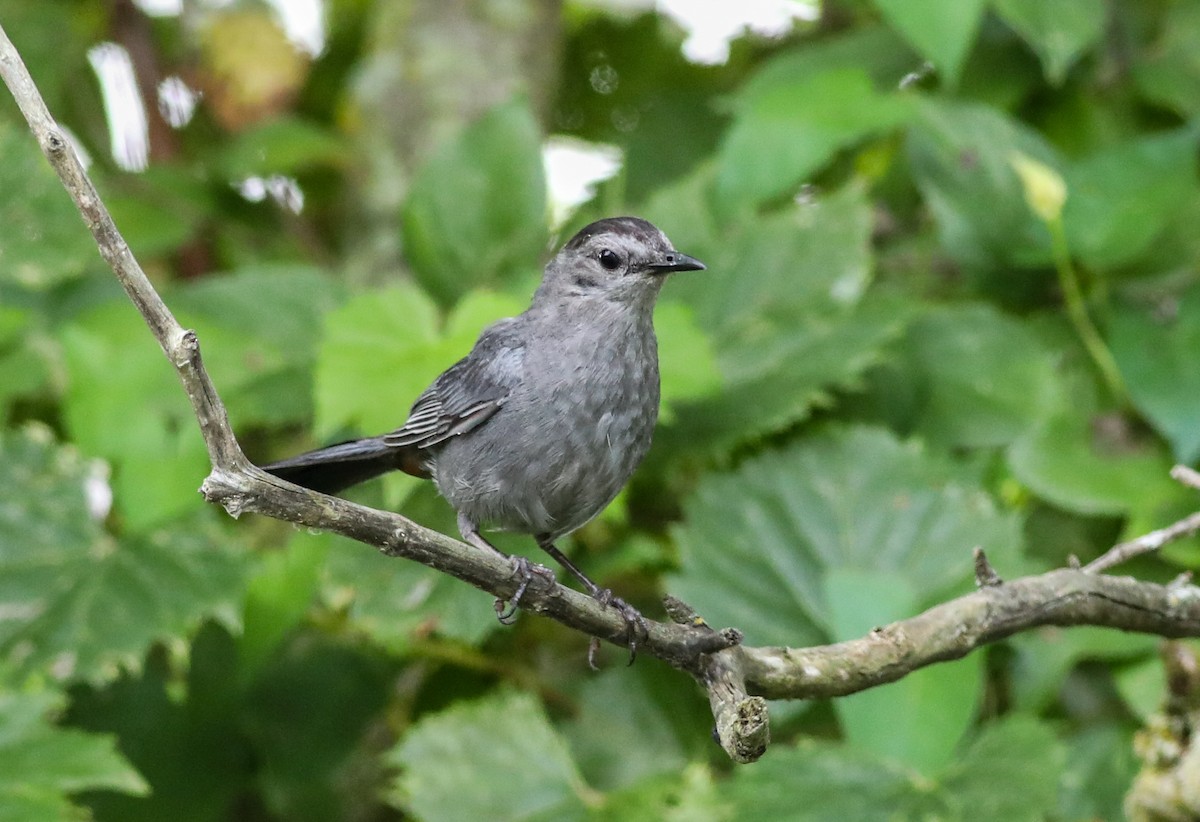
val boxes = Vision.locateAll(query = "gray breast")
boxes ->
[432,310,660,539]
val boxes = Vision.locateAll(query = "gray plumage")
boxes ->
[264,216,703,632]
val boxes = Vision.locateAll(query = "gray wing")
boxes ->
[383,318,525,450]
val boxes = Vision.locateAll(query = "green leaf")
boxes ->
[402,99,547,306]
[218,116,346,178]
[715,68,912,216]
[239,628,396,822]
[906,98,1058,270]
[1111,287,1200,463]
[652,185,904,457]
[1063,128,1199,270]
[826,569,981,773]
[322,528,498,651]
[739,25,921,100]
[592,765,724,822]
[0,688,147,820]
[1057,724,1139,822]
[239,536,327,677]
[659,295,910,459]
[680,184,875,337]
[0,121,98,289]
[653,301,721,421]
[727,717,1061,820]
[1007,408,1176,517]
[726,738,926,820]
[870,0,986,85]
[564,666,708,792]
[901,304,1059,448]
[0,307,49,407]
[992,0,1106,84]
[388,690,590,822]
[0,427,245,683]
[59,302,209,528]
[174,264,343,426]
[1132,1,1200,118]
[314,286,524,438]
[670,426,1022,647]
[939,717,1063,821]
[69,624,255,822]
[1009,627,1156,711]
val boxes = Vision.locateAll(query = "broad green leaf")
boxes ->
[0,427,245,682]
[59,302,209,528]
[564,665,709,792]
[1063,128,1199,270]
[670,426,1022,647]
[653,301,720,421]
[727,717,1061,820]
[907,99,1058,270]
[102,164,219,260]
[1113,654,1167,722]
[1132,1,1200,117]
[174,264,343,426]
[0,688,147,820]
[652,185,898,457]
[218,116,346,178]
[67,622,388,822]
[314,285,523,438]
[992,0,1106,84]
[388,690,590,822]
[658,296,911,460]
[67,628,248,822]
[715,68,911,216]
[593,765,724,822]
[239,627,396,822]
[1008,627,1156,712]
[726,738,927,820]
[870,0,986,85]
[1110,288,1200,463]
[826,568,981,773]
[901,304,1059,448]
[1057,724,1139,822]
[0,307,49,407]
[239,535,327,677]
[322,528,498,651]
[402,100,547,305]
[680,184,875,337]
[939,717,1063,821]
[1007,408,1176,517]
[739,25,920,99]
[0,121,98,289]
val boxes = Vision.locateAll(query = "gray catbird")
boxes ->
[263,217,704,650]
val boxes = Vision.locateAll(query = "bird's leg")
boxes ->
[535,535,648,667]
[457,513,554,624]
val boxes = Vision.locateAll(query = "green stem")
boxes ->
[1047,216,1130,408]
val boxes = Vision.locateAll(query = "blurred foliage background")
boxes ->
[1,0,1199,819]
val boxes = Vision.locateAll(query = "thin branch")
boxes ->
[740,569,1200,699]
[1087,467,1200,572]
[7,19,1200,766]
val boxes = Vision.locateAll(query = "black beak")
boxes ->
[648,251,706,274]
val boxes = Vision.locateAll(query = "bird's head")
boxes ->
[535,217,705,308]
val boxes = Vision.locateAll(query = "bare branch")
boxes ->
[740,569,1200,700]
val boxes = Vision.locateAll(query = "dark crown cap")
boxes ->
[563,217,663,252]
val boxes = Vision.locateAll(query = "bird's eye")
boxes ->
[598,249,621,270]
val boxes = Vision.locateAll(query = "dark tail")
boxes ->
[261,437,427,495]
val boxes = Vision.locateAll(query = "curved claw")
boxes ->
[586,589,650,669]
[494,556,555,626]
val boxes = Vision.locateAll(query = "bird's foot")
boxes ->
[494,556,556,625]
[586,589,650,670]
